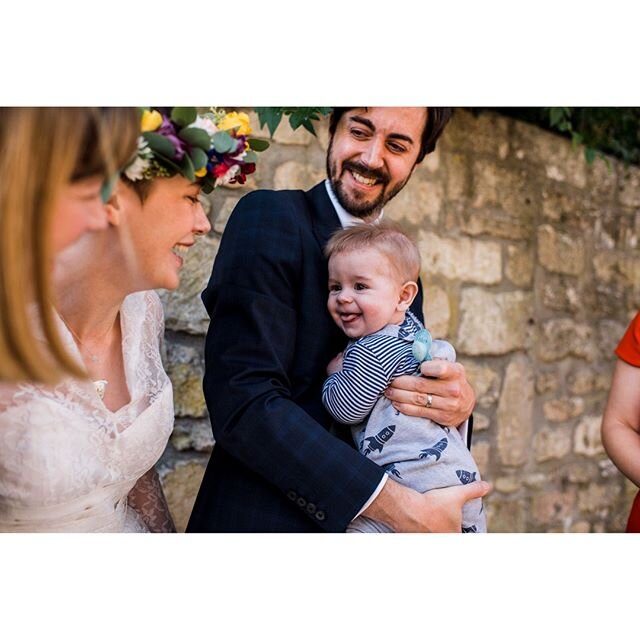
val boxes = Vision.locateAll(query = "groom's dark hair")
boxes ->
[328,107,453,163]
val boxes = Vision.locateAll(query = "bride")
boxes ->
[0,107,261,532]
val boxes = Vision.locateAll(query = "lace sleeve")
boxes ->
[141,290,165,342]
[127,467,176,533]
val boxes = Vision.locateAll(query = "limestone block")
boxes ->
[312,116,331,152]
[442,109,510,156]
[574,415,605,458]
[543,397,585,422]
[274,160,325,191]
[163,341,207,418]
[533,426,573,462]
[496,355,535,466]
[512,120,587,189]
[421,284,451,338]
[563,462,598,484]
[460,360,501,408]
[594,253,640,301]
[469,163,535,239]
[470,440,490,476]
[386,180,442,226]
[537,224,585,276]
[567,368,597,395]
[598,458,619,479]
[495,476,521,494]
[443,153,470,201]
[523,473,547,489]
[422,147,441,173]
[536,319,597,363]
[459,206,534,241]
[472,413,490,432]
[617,255,640,290]
[161,461,207,533]
[170,418,214,453]
[540,275,581,313]
[159,235,219,335]
[506,244,534,287]
[213,196,241,234]
[418,231,502,285]
[532,489,576,526]
[578,483,621,514]
[619,164,640,208]
[541,188,596,232]
[458,288,533,356]
[484,497,526,533]
[625,477,639,501]
[536,371,561,395]
[593,251,618,283]
[586,153,618,202]
[598,319,628,360]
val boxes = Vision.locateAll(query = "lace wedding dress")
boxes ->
[0,291,174,532]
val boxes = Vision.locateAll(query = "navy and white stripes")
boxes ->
[322,312,423,424]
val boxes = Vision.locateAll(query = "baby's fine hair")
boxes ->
[324,222,421,282]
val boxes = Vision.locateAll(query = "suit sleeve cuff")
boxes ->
[352,474,388,520]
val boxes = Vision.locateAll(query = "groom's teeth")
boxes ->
[352,171,377,186]
[172,244,190,256]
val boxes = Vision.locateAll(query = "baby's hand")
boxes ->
[327,352,344,375]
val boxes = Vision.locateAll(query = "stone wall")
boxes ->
[157,109,640,533]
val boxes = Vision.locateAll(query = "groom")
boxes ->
[187,107,490,532]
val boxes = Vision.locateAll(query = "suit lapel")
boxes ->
[306,181,342,252]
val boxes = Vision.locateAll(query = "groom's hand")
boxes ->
[384,359,475,427]
[361,478,491,533]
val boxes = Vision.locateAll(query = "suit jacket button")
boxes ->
[306,503,316,515]
[287,490,297,501]
[315,510,326,521]
[296,497,307,508]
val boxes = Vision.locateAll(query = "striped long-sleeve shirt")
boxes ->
[322,311,425,425]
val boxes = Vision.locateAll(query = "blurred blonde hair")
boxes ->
[325,221,421,283]
[0,107,139,383]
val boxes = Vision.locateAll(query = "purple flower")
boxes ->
[158,115,188,161]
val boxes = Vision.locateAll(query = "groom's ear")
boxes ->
[104,180,124,226]
[397,281,419,310]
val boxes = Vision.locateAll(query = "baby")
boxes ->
[321,222,486,533]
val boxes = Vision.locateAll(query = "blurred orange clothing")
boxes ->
[616,312,640,367]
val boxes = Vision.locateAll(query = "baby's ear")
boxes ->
[398,281,419,310]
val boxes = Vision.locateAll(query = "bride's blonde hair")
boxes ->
[0,107,139,383]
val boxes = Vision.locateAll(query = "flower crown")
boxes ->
[123,107,269,193]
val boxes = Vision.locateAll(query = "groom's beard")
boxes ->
[326,141,410,219]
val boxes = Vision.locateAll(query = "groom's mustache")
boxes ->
[342,160,390,186]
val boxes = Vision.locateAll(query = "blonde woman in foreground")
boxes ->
[0,108,262,532]
[0,107,139,384]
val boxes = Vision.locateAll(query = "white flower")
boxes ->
[214,164,241,187]
[190,115,218,137]
[124,137,152,181]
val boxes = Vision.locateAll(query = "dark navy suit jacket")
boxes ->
[187,182,424,532]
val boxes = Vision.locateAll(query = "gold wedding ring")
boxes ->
[426,393,433,408]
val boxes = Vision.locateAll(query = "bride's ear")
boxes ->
[104,181,124,227]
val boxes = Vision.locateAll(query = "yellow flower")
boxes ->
[194,166,207,178]
[140,109,163,132]
[218,111,252,136]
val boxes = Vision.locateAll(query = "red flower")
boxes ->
[213,163,229,178]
